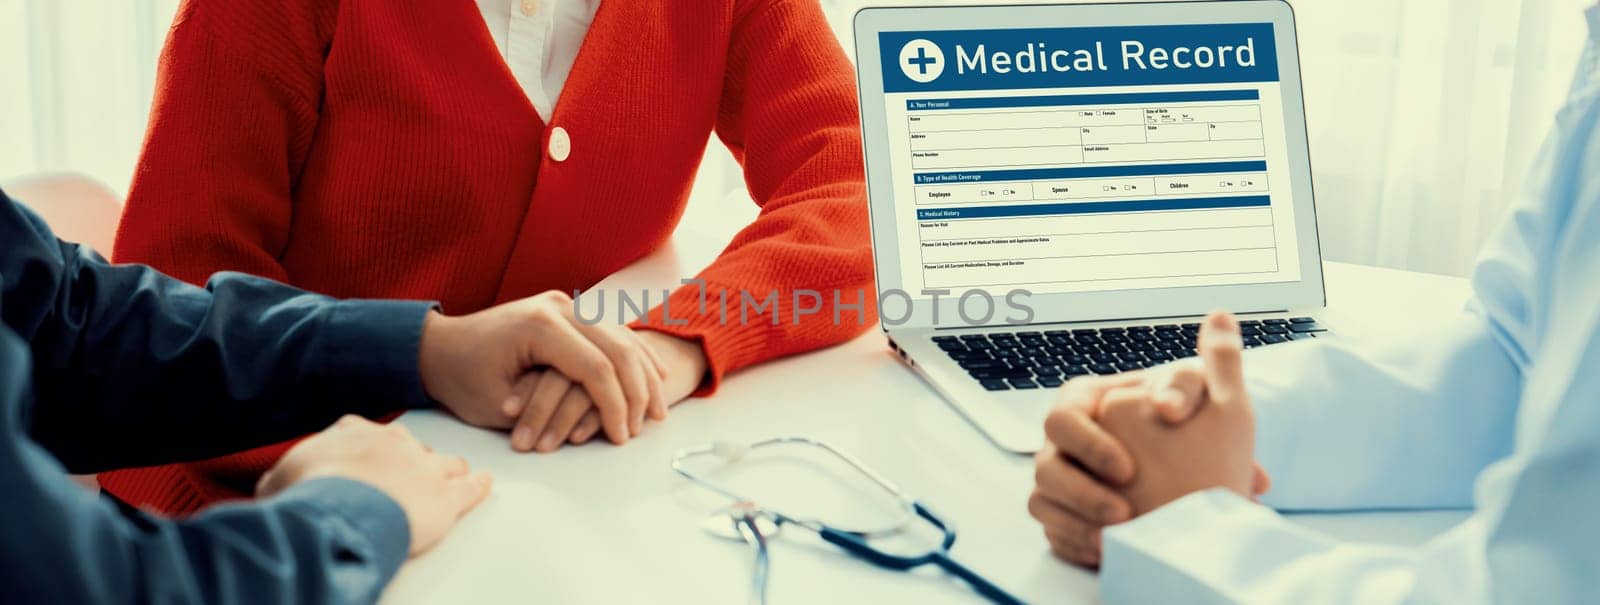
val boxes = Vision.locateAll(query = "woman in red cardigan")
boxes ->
[108,0,876,514]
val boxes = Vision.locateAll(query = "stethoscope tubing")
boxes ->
[812,503,1026,605]
[673,438,1027,605]
[734,512,772,605]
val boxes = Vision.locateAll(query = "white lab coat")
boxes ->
[1101,9,1600,604]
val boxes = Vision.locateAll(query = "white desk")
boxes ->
[385,224,1474,604]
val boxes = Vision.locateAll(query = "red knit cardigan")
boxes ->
[106,0,876,514]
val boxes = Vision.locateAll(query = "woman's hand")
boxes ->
[508,330,707,452]
[632,329,710,406]
[417,291,663,448]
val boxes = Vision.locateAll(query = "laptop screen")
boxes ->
[876,23,1304,297]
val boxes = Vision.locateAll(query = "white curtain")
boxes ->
[1288,0,1589,275]
[0,0,181,194]
[2,0,1589,277]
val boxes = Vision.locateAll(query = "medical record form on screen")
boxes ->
[878,23,1303,295]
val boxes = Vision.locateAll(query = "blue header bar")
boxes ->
[914,161,1267,185]
[917,196,1270,221]
[881,23,1279,93]
[907,89,1259,111]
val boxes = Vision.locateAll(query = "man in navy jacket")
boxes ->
[0,188,661,603]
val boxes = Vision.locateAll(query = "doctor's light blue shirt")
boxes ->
[1100,9,1600,604]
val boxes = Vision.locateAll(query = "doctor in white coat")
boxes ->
[1030,6,1600,603]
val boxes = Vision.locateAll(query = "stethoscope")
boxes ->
[671,437,1026,605]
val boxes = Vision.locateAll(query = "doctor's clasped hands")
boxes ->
[1031,312,1271,566]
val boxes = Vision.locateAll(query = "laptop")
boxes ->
[852,1,1329,453]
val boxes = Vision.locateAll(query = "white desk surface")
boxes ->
[386,223,1475,604]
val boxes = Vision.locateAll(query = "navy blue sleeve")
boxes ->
[0,189,436,601]
[0,324,411,603]
[0,189,436,473]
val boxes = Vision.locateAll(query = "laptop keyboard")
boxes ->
[931,318,1330,391]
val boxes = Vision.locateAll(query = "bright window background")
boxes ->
[0,0,1590,277]
[1,0,181,194]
